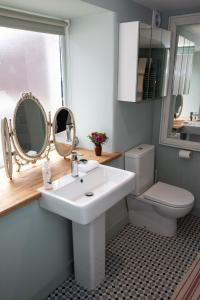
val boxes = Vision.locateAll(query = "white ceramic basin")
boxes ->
[39,164,135,225]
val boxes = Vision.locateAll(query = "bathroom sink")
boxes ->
[39,164,135,290]
[39,164,135,225]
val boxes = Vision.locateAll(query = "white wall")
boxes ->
[68,12,115,151]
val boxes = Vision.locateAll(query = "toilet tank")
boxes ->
[125,144,155,196]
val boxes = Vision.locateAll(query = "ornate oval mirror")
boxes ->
[53,107,76,157]
[13,92,49,160]
[1,117,13,179]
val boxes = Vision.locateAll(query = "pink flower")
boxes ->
[88,131,108,146]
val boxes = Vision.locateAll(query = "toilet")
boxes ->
[125,144,194,237]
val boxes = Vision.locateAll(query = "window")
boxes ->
[0,27,63,117]
[0,9,67,165]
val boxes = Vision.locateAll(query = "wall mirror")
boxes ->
[53,107,76,157]
[1,92,76,179]
[160,13,200,151]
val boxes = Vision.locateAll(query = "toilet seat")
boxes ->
[144,181,194,208]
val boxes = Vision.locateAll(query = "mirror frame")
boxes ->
[160,13,200,151]
[52,106,76,157]
[12,92,50,161]
[1,117,13,179]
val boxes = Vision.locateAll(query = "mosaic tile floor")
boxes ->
[47,214,200,300]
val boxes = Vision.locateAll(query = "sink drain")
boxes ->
[85,192,94,197]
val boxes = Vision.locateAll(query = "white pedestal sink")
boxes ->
[39,165,135,290]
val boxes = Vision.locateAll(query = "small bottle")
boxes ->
[42,161,53,190]
[71,151,78,177]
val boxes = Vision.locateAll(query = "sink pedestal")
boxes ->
[72,213,105,290]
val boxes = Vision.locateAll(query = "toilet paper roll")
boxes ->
[179,150,192,159]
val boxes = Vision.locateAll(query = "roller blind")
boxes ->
[0,8,67,35]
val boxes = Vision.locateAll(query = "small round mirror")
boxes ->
[53,107,76,157]
[13,93,49,160]
[1,118,13,179]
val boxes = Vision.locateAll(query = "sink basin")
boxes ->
[39,164,135,225]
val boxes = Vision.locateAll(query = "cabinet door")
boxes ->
[118,21,171,102]
[137,23,152,101]
[118,21,152,102]
[148,27,171,99]
[118,21,139,102]
[148,27,162,99]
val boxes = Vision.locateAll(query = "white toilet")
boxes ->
[125,144,194,237]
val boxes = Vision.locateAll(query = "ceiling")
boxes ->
[132,0,200,12]
[0,0,107,19]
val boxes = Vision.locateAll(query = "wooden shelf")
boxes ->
[0,148,121,217]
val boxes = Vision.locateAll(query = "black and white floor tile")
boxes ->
[47,214,200,300]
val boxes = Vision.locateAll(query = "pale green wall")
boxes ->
[0,201,73,300]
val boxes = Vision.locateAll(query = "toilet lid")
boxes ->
[144,182,194,208]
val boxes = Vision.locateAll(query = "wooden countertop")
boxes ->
[0,148,121,217]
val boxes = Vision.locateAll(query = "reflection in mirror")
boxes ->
[14,93,48,158]
[137,24,171,101]
[53,107,75,157]
[168,23,200,143]
[1,118,13,179]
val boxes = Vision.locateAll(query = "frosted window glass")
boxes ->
[0,27,63,165]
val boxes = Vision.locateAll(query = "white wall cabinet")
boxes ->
[118,21,171,102]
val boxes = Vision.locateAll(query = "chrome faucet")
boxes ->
[71,151,78,177]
